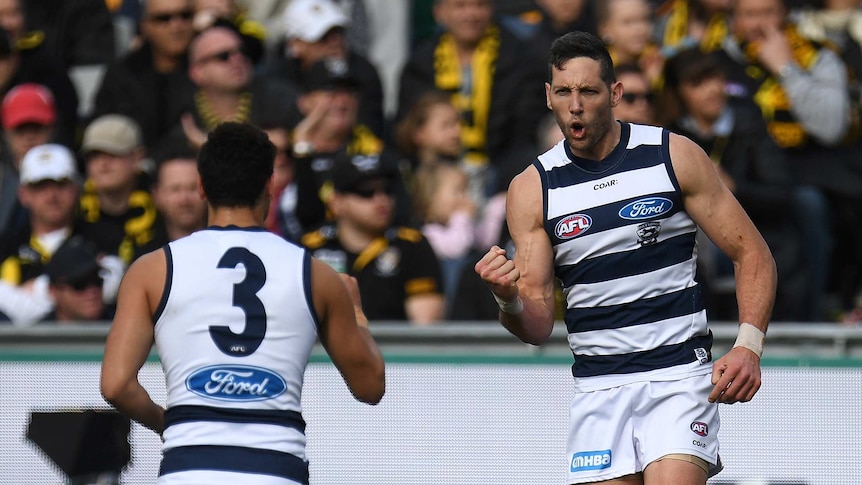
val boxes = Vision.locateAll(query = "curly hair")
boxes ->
[198,122,275,208]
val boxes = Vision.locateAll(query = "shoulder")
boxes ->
[390,226,425,244]
[301,225,338,249]
[668,132,714,193]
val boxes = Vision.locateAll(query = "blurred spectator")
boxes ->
[92,0,196,152]
[191,0,267,65]
[716,0,859,318]
[412,162,476,308]
[0,83,57,239]
[262,124,303,241]
[178,22,296,149]
[613,63,656,124]
[653,0,732,57]
[135,144,206,257]
[43,235,112,323]
[290,58,405,233]
[269,0,384,137]
[660,47,818,321]
[0,22,78,148]
[595,0,665,87]
[20,0,115,68]
[0,144,81,324]
[301,151,444,324]
[397,0,546,201]
[516,0,597,55]
[77,114,158,266]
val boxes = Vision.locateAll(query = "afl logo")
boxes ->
[555,214,592,239]
[690,421,709,437]
[619,197,673,220]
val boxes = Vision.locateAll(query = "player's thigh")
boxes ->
[643,456,707,485]
[633,374,720,468]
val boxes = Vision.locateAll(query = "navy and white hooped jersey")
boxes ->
[536,122,712,392]
[154,227,318,484]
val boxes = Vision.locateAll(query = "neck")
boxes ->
[207,205,265,228]
[31,219,71,236]
[152,51,181,73]
[165,220,203,241]
[98,187,134,216]
[336,219,378,254]
[692,113,718,136]
[200,90,242,116]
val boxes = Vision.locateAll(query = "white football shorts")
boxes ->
[566,373,721,484]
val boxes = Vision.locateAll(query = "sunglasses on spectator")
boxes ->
[148,9,194,23]
[345,184,394,199]
[196,47,244,64]
[64,273,103,291]
[621,92,654,104]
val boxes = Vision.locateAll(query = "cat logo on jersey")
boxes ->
[636,221,661,246]
[555,214,592,240]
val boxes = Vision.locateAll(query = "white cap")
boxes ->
[283,0,348,42]
[19,143,78,185]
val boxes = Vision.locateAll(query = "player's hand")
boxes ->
[474,245,520,302]
[708,347,762,404]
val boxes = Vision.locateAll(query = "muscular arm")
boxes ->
[100,250,166,435]
[312,258,385,404]
[475,166,557,345]
[670,134,776,403]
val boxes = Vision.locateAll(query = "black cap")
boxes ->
[300,58,360,93]
[330,151,397,193]
[46,237,100,285]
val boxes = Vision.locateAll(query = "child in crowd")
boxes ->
[412,163,476,307]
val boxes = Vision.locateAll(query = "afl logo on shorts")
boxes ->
[690,421,709,437]
[555,214,592,240]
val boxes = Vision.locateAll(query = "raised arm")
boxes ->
[474,166,557,345]
[670,133,777,403]
[100,250,166,435]
[312,258,385,404]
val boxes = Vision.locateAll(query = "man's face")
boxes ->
[153,158,206,234]
[613,71,654,124]
[536,0,586,26]
[18,179,78,229]
[5,123,53,169]
[0,0,25,43]
[189,27,251,92]
[731,0,785,43]
[332,178,395,236]
[85,152,139,194]
[288,28,346,66]
[299,89,359,138]
[52,271,104,321]
[141,0,195,58]
[433,0,493,46]
[546,57,621,157]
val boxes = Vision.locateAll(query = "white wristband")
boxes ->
[733,322,765,358]
[493,293,524,315]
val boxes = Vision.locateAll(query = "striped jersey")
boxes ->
[535,123,713,392]
[154,227,318,484]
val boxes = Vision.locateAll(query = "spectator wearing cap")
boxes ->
[0,83,58,240]
[290,58,405,234]
[177,22,296,149]
[301,151,444,324]
[92,0,196,152]
[43,236,112,323]
[267,0,384,137]
[77,114,158,266]
[0,22,78,149]
[0,143,81,285]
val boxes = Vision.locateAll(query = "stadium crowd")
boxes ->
[0,0,861,325]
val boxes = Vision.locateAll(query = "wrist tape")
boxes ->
[733,322,765,358]
[493,293,524,315]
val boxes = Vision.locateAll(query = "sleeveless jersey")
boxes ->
[155,227,318,484]
[535,123,713,392]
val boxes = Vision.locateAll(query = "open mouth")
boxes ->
[570,122,585,139]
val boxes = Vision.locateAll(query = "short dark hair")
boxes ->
[548,31,616,86]
[198,122,274,208]
[152,141,198,186]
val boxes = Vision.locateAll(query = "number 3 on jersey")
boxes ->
[209,247,267,356]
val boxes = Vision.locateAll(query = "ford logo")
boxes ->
[555,214,592,239]
[187,365,286,402]
[618,197,673,220]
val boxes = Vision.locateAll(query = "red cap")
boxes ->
[2,83,56,130]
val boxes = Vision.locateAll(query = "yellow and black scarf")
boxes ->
[661,0,728,53]
[79,180,157,264]
[433,26,500,165]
